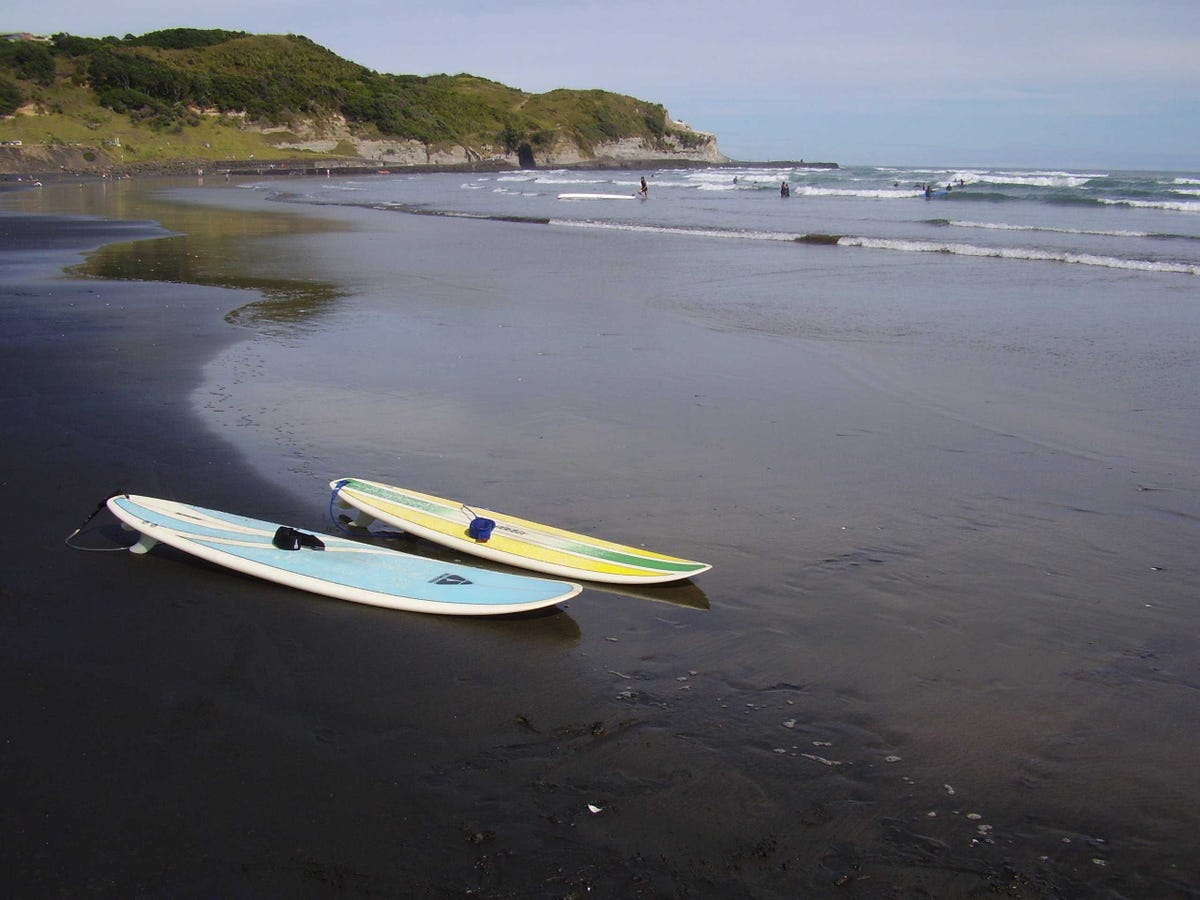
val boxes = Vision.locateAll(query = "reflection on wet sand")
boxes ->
[336,517,711,611]
[16,177,349,335]
[586,577,709,611]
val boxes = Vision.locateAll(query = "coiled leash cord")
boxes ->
[327,481,406,539]
[64,491,129,552]
[462,504,496,542]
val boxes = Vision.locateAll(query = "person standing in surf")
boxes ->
[639,176,648,198]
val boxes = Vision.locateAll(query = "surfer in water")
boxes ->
[639,176,648,198]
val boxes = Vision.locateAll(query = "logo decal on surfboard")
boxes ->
[430,573,474,585]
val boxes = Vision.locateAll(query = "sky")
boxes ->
[8,0,1200,170]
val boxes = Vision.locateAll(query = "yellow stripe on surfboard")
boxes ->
[331,478,711,583]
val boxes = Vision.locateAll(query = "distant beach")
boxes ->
[2,169,1197,897]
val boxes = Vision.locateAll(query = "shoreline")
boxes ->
[0,205,592,895]
[0,155,840,184]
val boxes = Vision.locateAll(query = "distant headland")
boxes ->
[0,28,801,178]
[0,29,837,178]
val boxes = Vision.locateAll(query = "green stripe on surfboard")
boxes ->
[337,478,706,575]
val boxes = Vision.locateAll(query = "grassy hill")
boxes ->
[0,28,722,171]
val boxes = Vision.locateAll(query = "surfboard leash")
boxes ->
[327,482,406,540]
[64,490,130,552]
[461,504,496,542]
[327,482,358,535]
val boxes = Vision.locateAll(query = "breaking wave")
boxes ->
[551,219,1198,275]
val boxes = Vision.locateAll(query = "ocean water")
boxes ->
[266,163,1200,276]
[218,163,1199,493]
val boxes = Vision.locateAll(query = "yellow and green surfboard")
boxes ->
[330,478,711,585]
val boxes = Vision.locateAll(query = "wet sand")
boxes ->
[2,181,1198,898]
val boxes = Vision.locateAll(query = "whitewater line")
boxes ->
[838,236,1199,275]
[550,218,1199,275]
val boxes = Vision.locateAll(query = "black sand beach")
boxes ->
[0,207,586,896]
[2,179,1198,898]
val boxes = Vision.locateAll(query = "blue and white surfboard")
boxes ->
[107,494,581,616]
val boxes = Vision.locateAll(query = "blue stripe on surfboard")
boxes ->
[112,495,575,605]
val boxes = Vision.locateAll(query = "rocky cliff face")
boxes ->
[0,144,115,175]
[531,132,728,167]
[268,114,728,168]
[0,113,727,176]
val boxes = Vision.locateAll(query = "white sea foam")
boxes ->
[1100,198,1200,214]
[1172,189,1200,198]
[948,220,1153,238]
[794,186,918,199]
[839,236,1198,274]
[972,171,1103,189]
[610,178,667,188]
[550,221,1197,273]
[880,169,983,189]
[534,176,607,185]
[688,169,788,181]
[550,219,795,242]
[1172,178,1200,186]
[888,167,1099,188]
[687,170,790,189]
[686,171,743,183]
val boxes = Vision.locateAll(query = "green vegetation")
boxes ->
[0,76,21,116]
[0,29,710,164]
[0,39,56,84]
[521,89,672,154]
